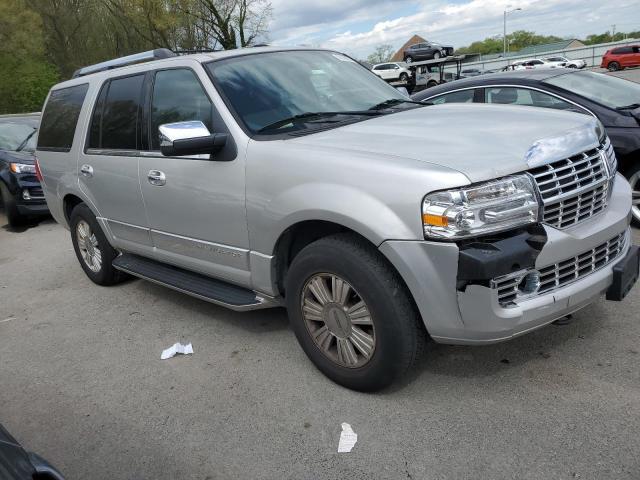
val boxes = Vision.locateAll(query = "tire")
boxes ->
[625,163,640,227]
[0,181,24,227]
[399,72,408,82]
[608,61,621,72]
[69,203,127,285]
[285,233,427,391]
[427,81,438,89]
[433,51,441,59]
[568,64,577,68]
[405,56,413,64]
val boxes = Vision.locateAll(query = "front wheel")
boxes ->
[608,61,621,71]
[70,203,127,285]
[626,163,640,227]
[285,233,426,391]
[433,51,441,59]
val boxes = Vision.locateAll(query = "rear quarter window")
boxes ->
[37,84,89,152]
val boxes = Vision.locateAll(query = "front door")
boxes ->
[138,66,250,286]
[80,73,152,252]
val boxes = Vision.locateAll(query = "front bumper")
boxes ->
[380,174,635,345]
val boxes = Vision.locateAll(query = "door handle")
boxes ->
[148,170,166,186]
[80,164,94,177]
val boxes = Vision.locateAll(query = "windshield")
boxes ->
[206,50,407,135]
[0,121,38,152]
[544,71,640,109]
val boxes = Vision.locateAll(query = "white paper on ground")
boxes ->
[337,423,358,452]
[161,342,193,360]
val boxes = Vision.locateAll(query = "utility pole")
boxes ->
[503,6,522,57]
[611,24,616,41]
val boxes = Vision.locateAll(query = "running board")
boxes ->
[112,254,278,311]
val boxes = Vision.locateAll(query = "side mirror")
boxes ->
[395,86,410,98]
[159,121,228,157]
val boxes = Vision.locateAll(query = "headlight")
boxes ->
[9,162,36,174]
[422,175,539,240]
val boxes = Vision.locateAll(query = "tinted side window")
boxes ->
[101,74,144,150]
[38,84,88,151]
[613,47,632,54]
[430,90,475,104]
[150,69,213,150]
[88,82,108,149]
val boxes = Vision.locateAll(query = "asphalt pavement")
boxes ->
[1,67,640,480]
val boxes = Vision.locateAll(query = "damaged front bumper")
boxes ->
[380,174,637,345]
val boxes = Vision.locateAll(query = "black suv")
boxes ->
[0,113,48,226]
[403,42,454,63]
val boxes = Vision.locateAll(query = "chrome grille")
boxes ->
[492,231,627,307]
[529,143,610,229]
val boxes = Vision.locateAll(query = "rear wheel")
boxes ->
[0,181,23,227]
[405,56,413,63]
[427,80,438,89]
[285,233,426,391]
[70,203,127,285]
[626,163,640,227]
[399,72,409,82]
[608,61,621,71]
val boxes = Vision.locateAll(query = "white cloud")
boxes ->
[268,0,640,59]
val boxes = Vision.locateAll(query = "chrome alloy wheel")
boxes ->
[301,273,376,368]
[630,170,640,223]
[76,220,102,272]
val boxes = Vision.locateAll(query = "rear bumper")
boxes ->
[380,175,634,345]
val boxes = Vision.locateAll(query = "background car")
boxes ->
[460,68,483,77]
[0,113,48,226]
[513,58,559,70]
[412,69,640,225]
[371,62,411,82]
[403,41,454,63]
[601,45,640,71]
[542,55,586,69]
[0,423,65,479]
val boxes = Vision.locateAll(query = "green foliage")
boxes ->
[456,30,563,55]
[0,0,59,113]
[366,44,395,64]
[584,31,640,45]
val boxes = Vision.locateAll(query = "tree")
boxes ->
[367,44,394,64]
[456,30,563,55]
[180,0,272,50]
[0,0,59,113]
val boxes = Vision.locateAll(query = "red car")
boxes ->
[601,45,640,71]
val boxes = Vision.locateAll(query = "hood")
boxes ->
[0,150,35,164]
[290,103,599,183]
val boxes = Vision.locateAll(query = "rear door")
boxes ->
[137,65,250,285]
[80,73,152,252]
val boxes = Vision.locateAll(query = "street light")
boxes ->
[503,6,522,57]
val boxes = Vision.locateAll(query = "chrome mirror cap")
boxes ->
[159,121,211,147]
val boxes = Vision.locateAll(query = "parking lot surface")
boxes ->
[1,210,639,480]
[2,68,640,480]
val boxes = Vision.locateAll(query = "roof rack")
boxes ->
[72,48,176,78]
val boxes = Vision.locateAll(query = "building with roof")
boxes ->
[390,34,427,62]
[515,39,585,56]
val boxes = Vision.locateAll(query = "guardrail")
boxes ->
[443,38,640,73]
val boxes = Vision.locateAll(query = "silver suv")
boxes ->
[36,47,638,391]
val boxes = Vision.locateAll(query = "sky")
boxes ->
[267,0,640,59]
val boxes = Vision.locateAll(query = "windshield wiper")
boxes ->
[616,103,640,111]
[368,98,426,110]
[16,128,37,152]
[258,111,384,133]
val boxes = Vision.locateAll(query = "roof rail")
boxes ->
[72,48,176,78]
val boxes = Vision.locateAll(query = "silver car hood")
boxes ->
[291,103,600,183]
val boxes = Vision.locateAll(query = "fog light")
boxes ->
[22,189,31,200]
[518,271,541,295]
